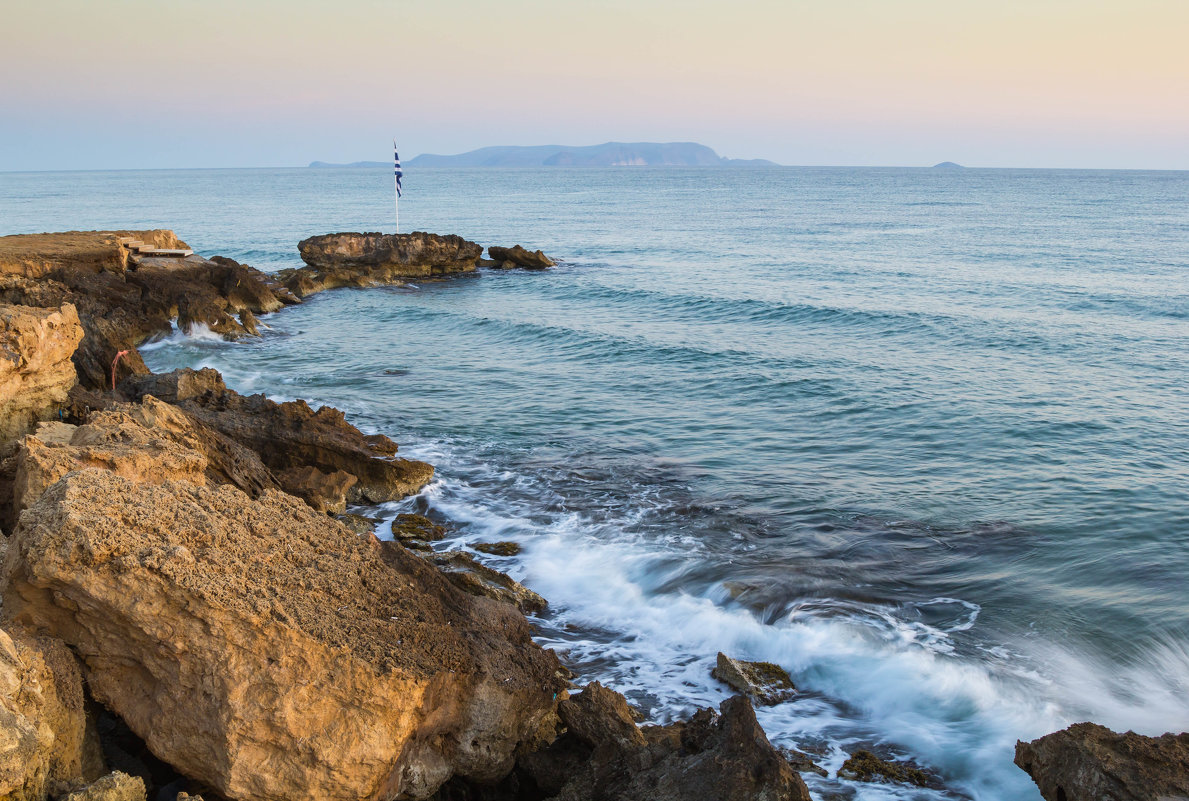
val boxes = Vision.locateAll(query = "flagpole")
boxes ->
[393,139,401,235]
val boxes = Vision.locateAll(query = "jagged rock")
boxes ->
[275,465,358,514]
[473,542,522,557]
[124,369,433,504]
[1015,722,1189,801]
[2,471,565,801]
[61,771,146,801]
[418,550,546,614]
[509,685,810,801]
[283,232,484,297]
[0,232,297,390]
[486,245,554,270]
[780,748,828,778]
[711,652,796,705]
[0,303,84,441]
[838,749,933,787]
[0,625,103,801]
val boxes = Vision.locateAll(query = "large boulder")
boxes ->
[0,625,103,800]
[2,470,566,801]
[283,232,484,297]
[0,303,84,441]
[486,245,554,270]
[1015,722,1189,801]
[124,368,433,504]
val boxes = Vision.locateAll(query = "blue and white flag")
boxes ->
[394,140,403,197]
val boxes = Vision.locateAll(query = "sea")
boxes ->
[3,165,1188,800]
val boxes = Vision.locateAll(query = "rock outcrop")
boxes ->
[838,749,933,787]
[486,245,554,270]
[1015,722,1189,801]
[415,550,547,614]
[2,471,567,801]
[0,625,103,800]
[0,303,84,441]
[61,771,146,801]
[0,232,297,390]
[284,232,484,297]
[124,368,433,504]
[711,652,796,705]
[495,683,811,801]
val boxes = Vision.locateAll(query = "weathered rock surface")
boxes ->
[284,232,484,297]
[486,245,555,270]
[2,470,566,801]
[124,368,433,504]
[1015,722,1189,801]
[0,233,297,390]
[0,303,84,441]
[473,542,522,557]
[391,513,448,544]
[416,550,547,614]
[61,770,146,801]
[0,625,102,801]
[711,652,796,705]
[838,749,933,787]
[489,683,811,801]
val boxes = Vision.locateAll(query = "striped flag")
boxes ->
[394,140,403,197]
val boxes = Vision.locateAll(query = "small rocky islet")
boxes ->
[0,229,1183,801]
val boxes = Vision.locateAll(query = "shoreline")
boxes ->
[0,229,1182,801]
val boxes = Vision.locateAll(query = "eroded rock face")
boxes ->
[2,471,566,801]
[0,303,84,441]
[486,245,555,270]
[0,232,297,390]
[283,232,484,297]
[1015,722,1189,801]
[0,625,102,801]
[61,771,146,801]
[124,369,433,504]
[504,684,810,801]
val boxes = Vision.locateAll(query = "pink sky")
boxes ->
[2,0,1186,170]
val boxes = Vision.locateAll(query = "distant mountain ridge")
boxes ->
[309,142,777,168]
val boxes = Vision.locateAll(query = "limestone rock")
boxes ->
[711,652,796,705]
[486,245,555,270]
[0,230,183,279]
[511,687,810,801]
[2,471,566,801]
[61,771,146,801]
[418,550,547,614]
[275,465,357,514]
[473,542,522,557]
[838,749,933,787]
[1015,722,1189,801]
[283,232,484,298]
[124,369,433,504]
[0,303,84,441]
[391,513,448,544]
[0,625,101,801]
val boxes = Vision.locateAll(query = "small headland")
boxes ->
[0,229,1182,801]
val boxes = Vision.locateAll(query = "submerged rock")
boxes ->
[486,245,555,270]
[838,749,933,787]
[473,541,522,557]
[711,652,796,705]
[2,470,566,801]
[391,512,448,543]
[284,231,484,297]
[1015,722,1189,801]
[0,303,84,441]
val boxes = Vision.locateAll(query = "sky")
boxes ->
[1,0,1186,171]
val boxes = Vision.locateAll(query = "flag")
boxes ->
[394,140,403,198]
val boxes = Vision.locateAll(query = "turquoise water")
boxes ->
[4,166,1188,799]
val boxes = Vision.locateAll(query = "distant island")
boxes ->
[932,161,965,168]
[310,142,778,168]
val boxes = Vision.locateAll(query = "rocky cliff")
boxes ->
[0,303,83,441]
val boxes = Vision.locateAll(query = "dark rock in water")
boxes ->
[838,749,934,787]
[711,652,796,705]
[124,368,433,504]
[474,541,522,557]
[487,245,555,270]
[780,747,828,778]
[514,686,811,801]
[1015,722,1189,801]
[391,512,448,542]
[416,549,547,614]
[283,231,483,297]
